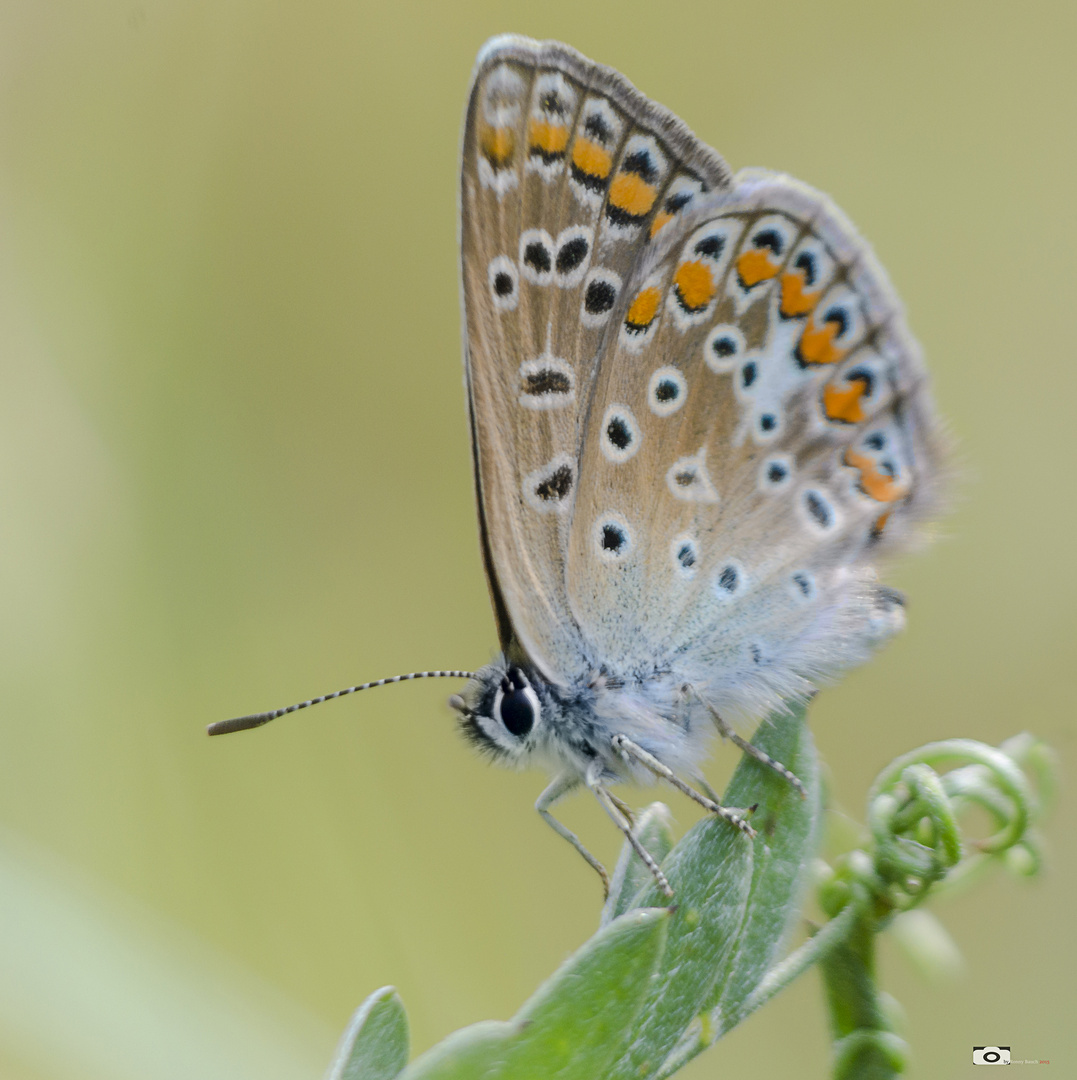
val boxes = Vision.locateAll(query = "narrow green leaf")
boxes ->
[326,986,409,1080]
[398,1021,514,1080]
[709,703,821,1017]
[889,909,964,982]
[494,906,670,1079]
[605,814,754,1079]
[600,803,675,927]
[401,908,669,1080]
[622,706,821,1079]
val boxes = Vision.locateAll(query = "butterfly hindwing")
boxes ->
[566,171,946,720]
[460,36,730,682]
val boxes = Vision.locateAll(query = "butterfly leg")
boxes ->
[689,688,808,798]
[611,733,757,840]
[535,771,611,898]
[586,761,674,899]
[606,788,637,829]
[696,776,722,803]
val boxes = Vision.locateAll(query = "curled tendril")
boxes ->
[826,736,1047,917]
[813,734,1052,1080]
[867,762,961,905]
[869,739,1035,852]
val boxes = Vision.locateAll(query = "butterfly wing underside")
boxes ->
[566,172,946,720]
[459,36,732,682]
[460,36,945,716]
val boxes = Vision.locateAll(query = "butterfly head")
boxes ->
[449,661,548,763]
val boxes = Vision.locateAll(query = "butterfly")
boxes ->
[211,35,946,899]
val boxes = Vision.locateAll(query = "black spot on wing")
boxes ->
[556,236,589,275]
[753,228,784,254]
[523,368,571,396]
[655,379,679,403]
[606,416,632,450]
[804,490,833,529]
[535,465,573,502]
[601,524,627,553]
[584,113,611,142]
[694,235,725,260]
[585,279,616,314]
[523,241,552,275]
[621,148,659,183]
[794,251,816,285]
[712,335,737,359]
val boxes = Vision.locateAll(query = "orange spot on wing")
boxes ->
[673,260,716,312]
[780,270,822,317]
[572,138,612,179]
[625,286,662,330]
[844,448,910,503]
[609,172,657,217]
[797,312,847,365]
[481,126,515,166]
[823,376,870,424]
[871,510,892,538]
[650,211,674,237]
[528,118,569,155]
[736,248,781,288]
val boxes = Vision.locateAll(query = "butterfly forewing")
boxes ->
[460,36,731,683]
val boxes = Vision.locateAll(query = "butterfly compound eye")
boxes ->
[495,669,540,737]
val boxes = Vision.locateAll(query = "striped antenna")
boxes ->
[207,670,476,736]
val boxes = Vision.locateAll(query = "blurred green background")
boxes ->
[0,1,1073,1077]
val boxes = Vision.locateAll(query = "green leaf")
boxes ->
[326,985,409,1080]
[400,908,670,1080]
[889,908,963,982]
[497,906,670,1078]
[600,802,675,927]
[605,815,754,1078]
[710,702,821,1017]
[397,1021,514,1080]
[626,705,821,1078]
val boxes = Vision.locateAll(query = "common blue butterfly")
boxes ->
[212,36,946,898]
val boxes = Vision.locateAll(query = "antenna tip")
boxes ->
[207,712,275,736]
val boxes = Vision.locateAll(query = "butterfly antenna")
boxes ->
[207,670,476,736]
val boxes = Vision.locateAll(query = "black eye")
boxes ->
[497,670,538,737]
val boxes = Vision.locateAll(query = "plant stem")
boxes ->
[820,908,908,1079]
